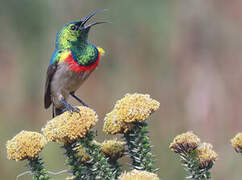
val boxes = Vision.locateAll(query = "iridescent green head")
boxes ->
[56,9,107,49]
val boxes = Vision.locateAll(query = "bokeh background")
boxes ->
[1,0,242,179]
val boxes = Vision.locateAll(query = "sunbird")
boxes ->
[44,9,107,117]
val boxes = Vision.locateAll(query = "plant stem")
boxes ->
[108,159,122,179]
[123,121,155,172]
[28,156,50,180]
[63,142,87,179]
[79,131,114,180]
[180,151,211,180]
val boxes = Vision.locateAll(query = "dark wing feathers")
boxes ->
[44,62,58,109]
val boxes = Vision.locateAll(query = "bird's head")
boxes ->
[56,9,107,49]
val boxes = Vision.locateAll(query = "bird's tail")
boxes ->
[52,105,63,118]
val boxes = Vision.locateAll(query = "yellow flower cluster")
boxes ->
[7,131,47,161]
[169,131,201,153]
[103,109,134,134]
[42,106,98,144]
[196,143,218,168]
[231,133,242,153]
[118,169,159,180]
[101,139,125,160]
[75,139,125,162]
[76,146,91,163]
[103,93,160,134]
[170,131,218,170]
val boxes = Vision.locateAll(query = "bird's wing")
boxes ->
[44,61,58,109]
[44,50,71,109]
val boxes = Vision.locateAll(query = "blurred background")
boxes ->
[1,0,242,179]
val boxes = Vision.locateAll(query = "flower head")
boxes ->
[114,93,160,123]
[231,133,242,153]
[7,131,47,161]
[169,131,201,153]
[196,143,218,169]
[103,93,159,134]
[42,106,98,144]
[101,139,126,160]
[118,169,159,180]
[75,146,91,163]
[103,110,134,134]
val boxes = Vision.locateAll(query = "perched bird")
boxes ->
[44,9,107,117]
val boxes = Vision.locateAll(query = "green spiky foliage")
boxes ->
[123,121,155,172]
[64,131,114,180]
[63,142,87,179]
[93,141,122,179]
[179,151,212,180]
[107,158,122,179]
[78,131,114,180]
[28,156,50,180]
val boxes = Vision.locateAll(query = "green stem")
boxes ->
[63,142,88,179]
[123,121,155,172]
[108,159,122,179]
[28,156,50,180]
[79,131,114,180]
[180,151,211,180]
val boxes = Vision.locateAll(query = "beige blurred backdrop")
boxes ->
[1,0,242,179]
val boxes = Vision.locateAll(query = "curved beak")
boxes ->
[84,21,110,29]
[80,9,109,30]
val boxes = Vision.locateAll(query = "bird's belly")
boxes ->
[50,62,91,107]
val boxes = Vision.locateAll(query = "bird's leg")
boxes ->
[70,92,89,107]
[60,99,80,113]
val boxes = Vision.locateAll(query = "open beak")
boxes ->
[80,9,109,30]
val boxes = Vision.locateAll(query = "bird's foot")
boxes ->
[61,100,80,114]
[62,106,80,114]
[72,107,80,113]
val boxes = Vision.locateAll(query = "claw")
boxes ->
[73,107,80,113]
[60,100,80,114]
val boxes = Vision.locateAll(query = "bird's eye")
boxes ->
[70,25,76,30]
